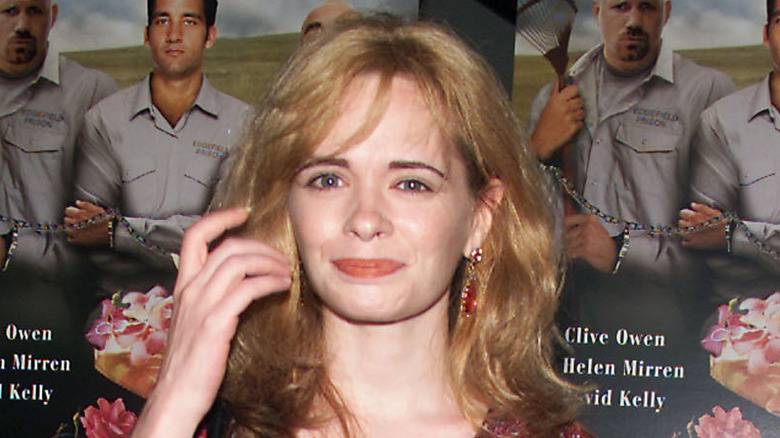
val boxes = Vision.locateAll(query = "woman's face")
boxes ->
[288,73,494,325]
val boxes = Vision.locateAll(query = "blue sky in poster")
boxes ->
[50,0,418,52]
[50,1,768,53]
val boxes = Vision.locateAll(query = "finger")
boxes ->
[678,219,693,229]
[691,202,722,217]
[64,206,86,218]
[180,238,291,308]
[182,251,292,310]
[690,202,714,216]
[566,98,584,112]
[679,208,695,219]
[553,77,565,94]
[192,238,290,293]
[75,200,98,211]
[203,274,292,327]
[176,207,250,293]
[558,83,580,99]
[569,108,585,120]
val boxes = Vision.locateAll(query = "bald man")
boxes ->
[301,0,360,42]
[0,0,117,281]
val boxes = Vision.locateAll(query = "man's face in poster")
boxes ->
[0,0,56,78]
[593,0,671,73]
[144,0,216,80]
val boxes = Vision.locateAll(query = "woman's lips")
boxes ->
[332,258,404,278]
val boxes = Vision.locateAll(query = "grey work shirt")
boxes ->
[0,51,117,281]
[529,43,735,281]
[75,75,250,296]
[691,75,780,300]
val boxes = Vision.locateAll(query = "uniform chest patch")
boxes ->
[632,107,679,129]
[21,109,65,129]
[193,140,228,159]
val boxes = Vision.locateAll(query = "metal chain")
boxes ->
[2,167,778,262]
[540,164,780,260]
[0,211,173,257]
[0,210,114,233]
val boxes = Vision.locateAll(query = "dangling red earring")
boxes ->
[460,247,483,317]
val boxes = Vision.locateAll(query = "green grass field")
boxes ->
[66,33,774,124]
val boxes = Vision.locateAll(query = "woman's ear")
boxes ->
[463,178,504,256]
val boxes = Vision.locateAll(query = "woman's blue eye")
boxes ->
[396,179,430,192]
[308,173,342,189]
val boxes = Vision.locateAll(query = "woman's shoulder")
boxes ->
[477,418,594,438]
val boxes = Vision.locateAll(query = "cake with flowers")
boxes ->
[702,291,780,416]
[86,285,173,398]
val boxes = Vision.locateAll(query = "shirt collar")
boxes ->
[130,74,220,120]
[748,74,774,122]
[29,48,60,86]
[569,41,674,84]
[652,42,674,84]
[193,76,220,117]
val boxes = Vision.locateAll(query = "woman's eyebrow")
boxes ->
[389,161,446,179]
[297,157,349,173]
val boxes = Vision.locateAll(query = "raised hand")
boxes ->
[132,208,292,438]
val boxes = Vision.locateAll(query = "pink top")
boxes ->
[200,414,594,437]
[476,419,593,438]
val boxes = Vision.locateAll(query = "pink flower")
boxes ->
[701,292,780,374]
[85,285,173,365]
[80,398,137,438]
[702,325,728,357]
[694,406,762,438]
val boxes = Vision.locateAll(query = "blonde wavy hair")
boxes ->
[212,15,580,438]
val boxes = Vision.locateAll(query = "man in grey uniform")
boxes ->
[680,0,780,301]
[65,0,250,296]
[528,0,734,330]
[0,3,117,433]
[0,0,117,281]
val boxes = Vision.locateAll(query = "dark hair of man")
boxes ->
[147,0,218,28]
[768,0,778,37]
